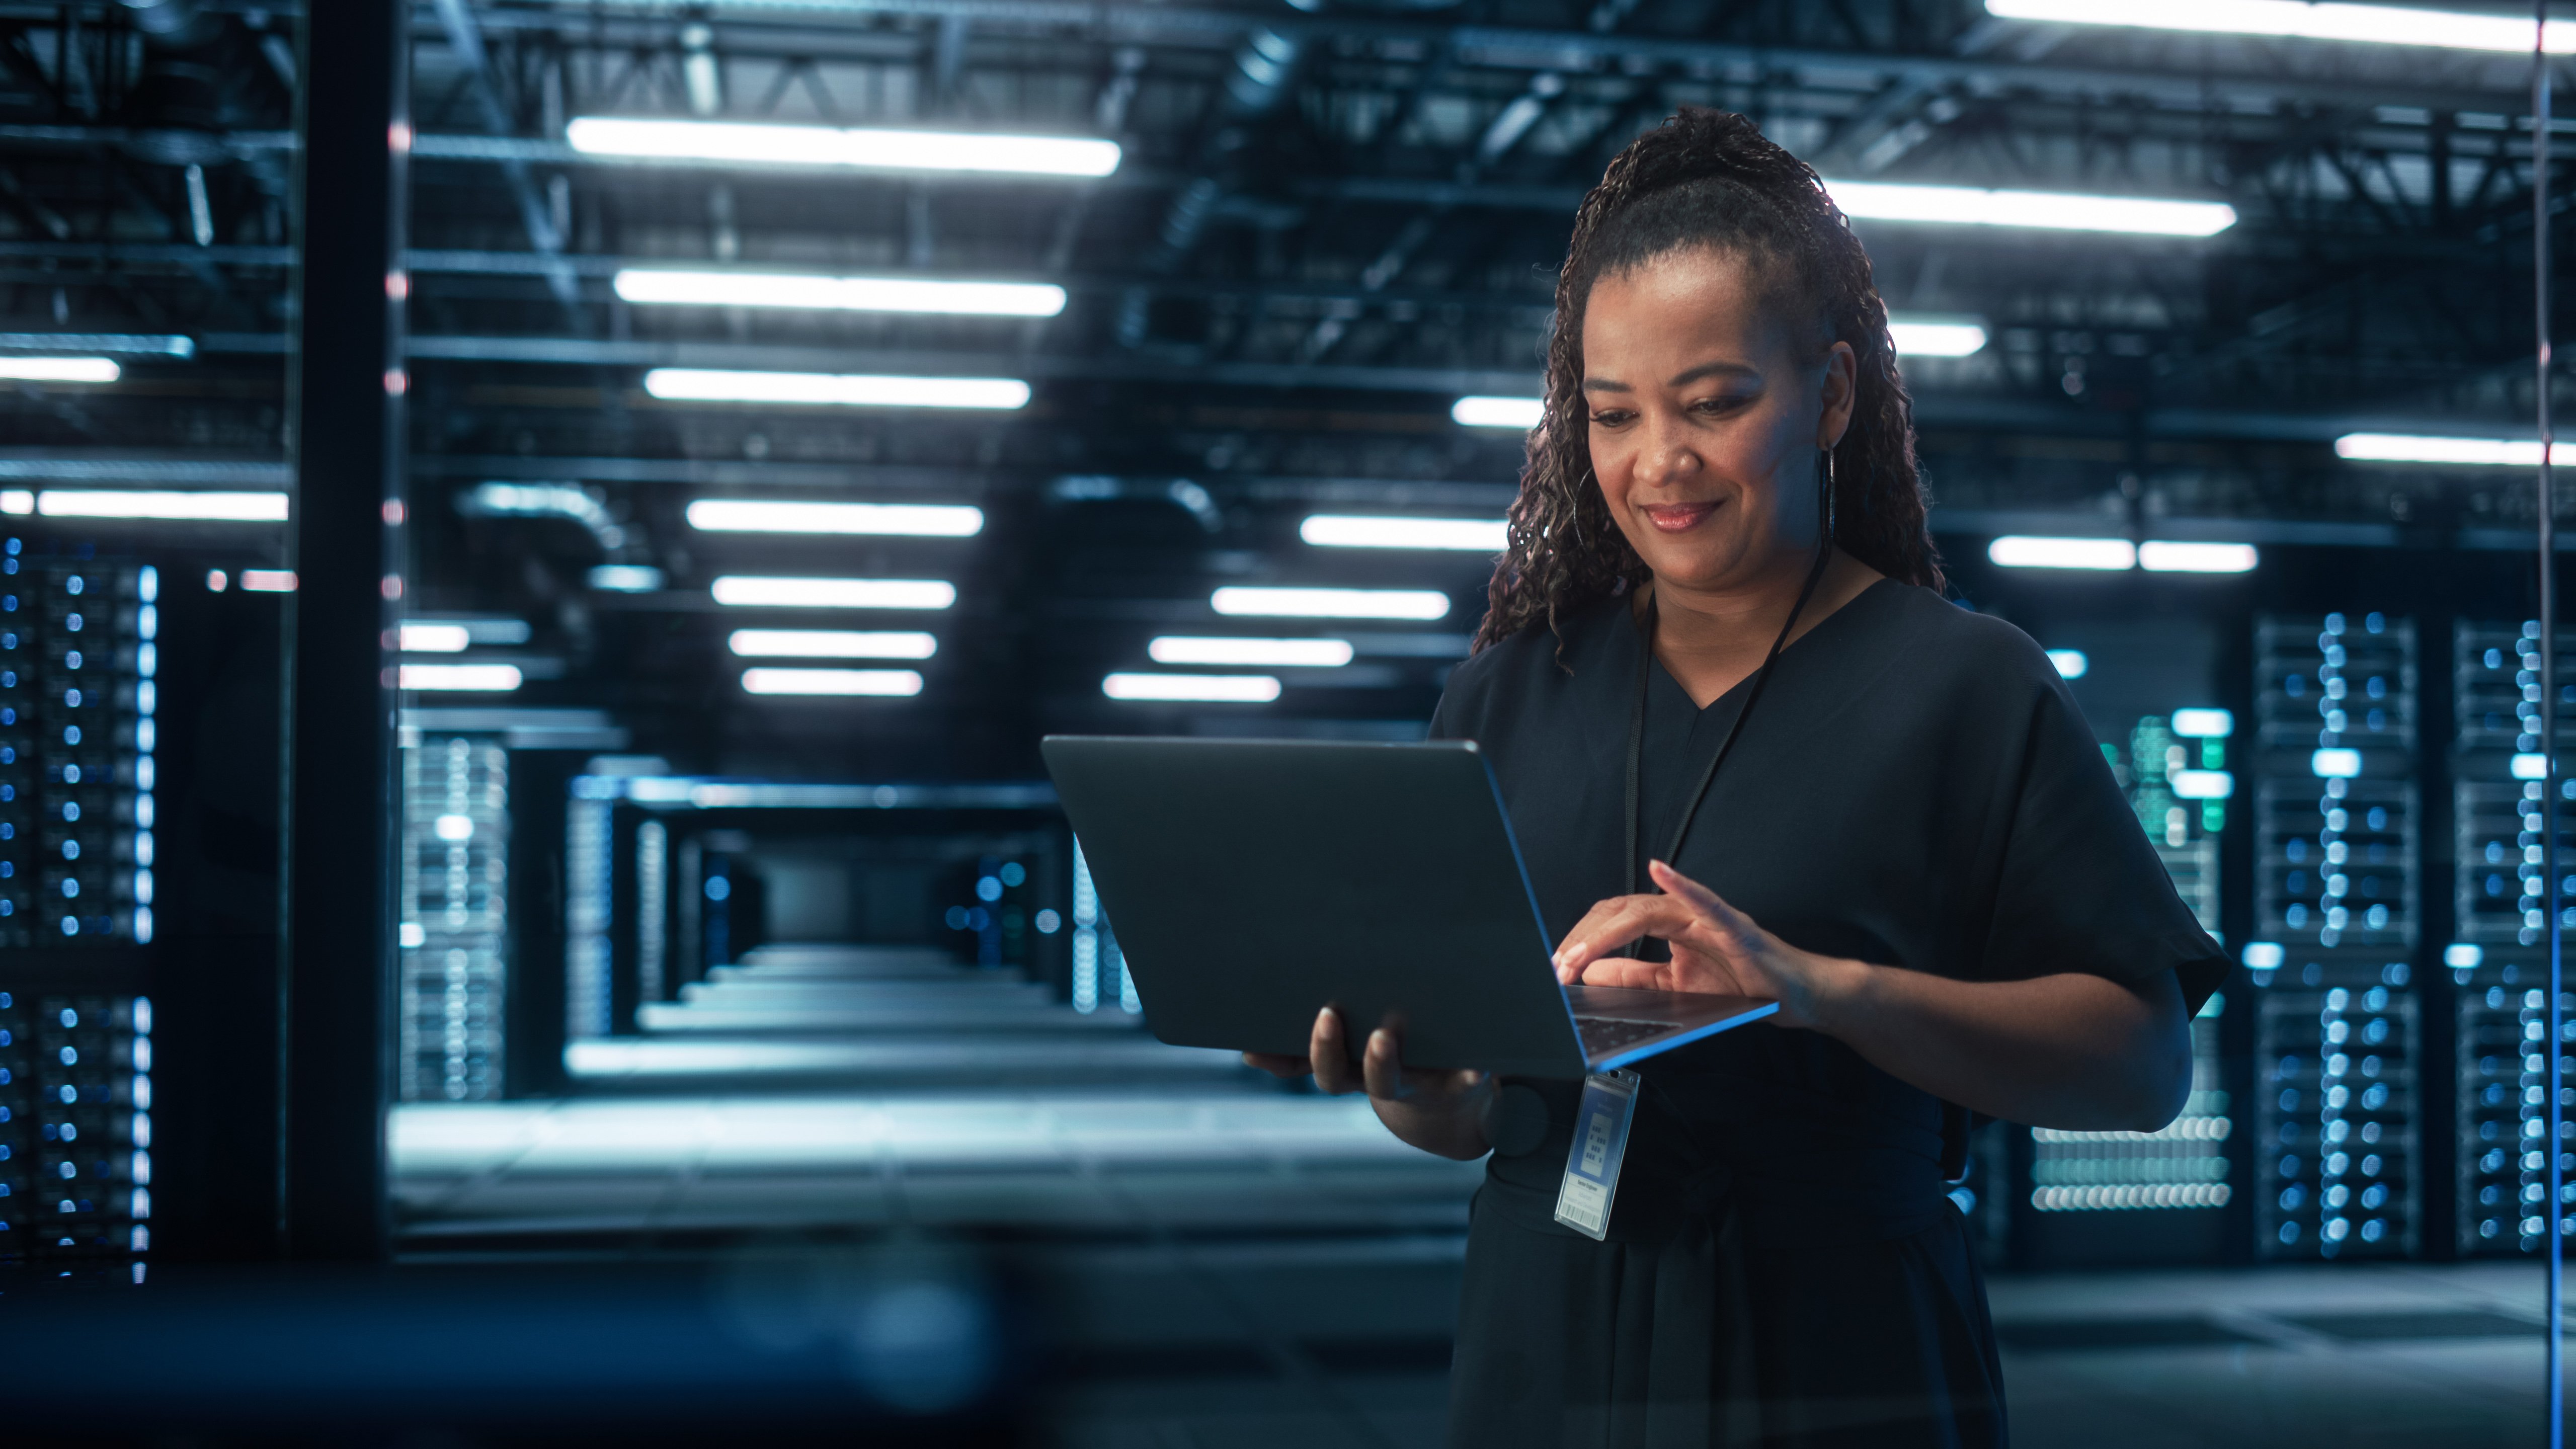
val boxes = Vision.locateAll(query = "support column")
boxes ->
[282,0,408,1260]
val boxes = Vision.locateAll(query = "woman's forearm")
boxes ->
[1801,960,2192,1132]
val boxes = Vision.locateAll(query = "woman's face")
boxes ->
[1580,248,1856,595]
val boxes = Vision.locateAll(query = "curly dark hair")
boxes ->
[1471,107,1944,654]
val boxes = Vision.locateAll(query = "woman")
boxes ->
[1247,109,2227,1446]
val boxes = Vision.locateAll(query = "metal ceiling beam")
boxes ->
[443,0,2546,116]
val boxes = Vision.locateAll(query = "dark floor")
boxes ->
[388,946,2564,1448]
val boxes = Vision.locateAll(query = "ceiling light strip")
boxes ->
[566,118,1122,178]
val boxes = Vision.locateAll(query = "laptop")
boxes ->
[1040,736,1777,1078]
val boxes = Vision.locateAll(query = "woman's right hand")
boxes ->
[1245,1007,1494,1161]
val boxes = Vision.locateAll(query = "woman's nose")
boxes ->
[1631,420,1701,490]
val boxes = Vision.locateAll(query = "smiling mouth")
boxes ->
[1641,501,1718,533]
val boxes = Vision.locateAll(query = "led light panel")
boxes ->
[685,500,985,536]
[1210,587,1451,620]
[10,490,289,521]
[2140,540,2260,574]
[1101,672,1282,702]
[0,356,119,383]
[400,623,472,653]
[727,629,938,660]
[1987,536,2136,570]
[645,368,1030,410]
[566,118,1123,177]
[710,576,956,610]
[2336,433,2567,466]
[615,269,1066,317]
[1886,318,1989,356]
[401,663,524,692]
[1987,0,2576,53]
[1824,179,2237,236]
[1299,515,1507,551]
[740,667,925,696]
[1147,636,1355,667]
[1451,395,1544,429]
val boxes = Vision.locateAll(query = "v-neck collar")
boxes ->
[1634,574,1897,716]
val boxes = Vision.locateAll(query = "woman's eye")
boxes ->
[1588,410,1634,427]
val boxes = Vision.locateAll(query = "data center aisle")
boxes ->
[389,945,2566,1448]
[391,943,1484,1445]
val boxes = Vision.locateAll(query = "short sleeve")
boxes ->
[1980,677,2230,1014]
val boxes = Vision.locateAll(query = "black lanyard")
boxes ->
[1622,540,1834,897]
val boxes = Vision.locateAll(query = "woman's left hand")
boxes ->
[1552,859,1854,1029]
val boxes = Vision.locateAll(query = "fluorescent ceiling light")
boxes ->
[3,489,289,521]
[2515,753,2551,780]
[0,356,119,383]
[401,663,522,692]
[2169,768,2235,799]
[2170,707,2234,738]
[2311,748,2363,779]
[1987,536,2136,570]
[1452,395,1544,430]
[728,629,937,660]
[645,368,1029,410]
[685,499,985,537]
[1300,515,1508,551]
[1148,636,1355,667]
[2334,433,2567,466]
[2045,649,2089,678]
[614,269,1066,317]
[240,570,296,593]
[1210,587,1452,620]
[2139,540,2259,574]
[710,576,956,610]
[1985,0,2576,54]
[1886,317,1990,357]
[741,667,924,696]
[588,565,665,592]
[0,334,190,357]
[1102,672,1282,702]
[565,118,1122,177]
[1823,179,2236,237]
[400,623,472,654]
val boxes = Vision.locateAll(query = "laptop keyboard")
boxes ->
[1575,1016,1668,1059]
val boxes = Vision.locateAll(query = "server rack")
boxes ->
[2248,611,2424,1260]
[2450,620,2573,1254]
[396,735,510,1102]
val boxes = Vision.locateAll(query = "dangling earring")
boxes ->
[1819,448,1837,546]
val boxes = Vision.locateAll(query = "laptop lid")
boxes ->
[1041,736,1592,1078]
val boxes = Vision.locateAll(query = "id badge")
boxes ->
[1553,1069,1641,1241]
